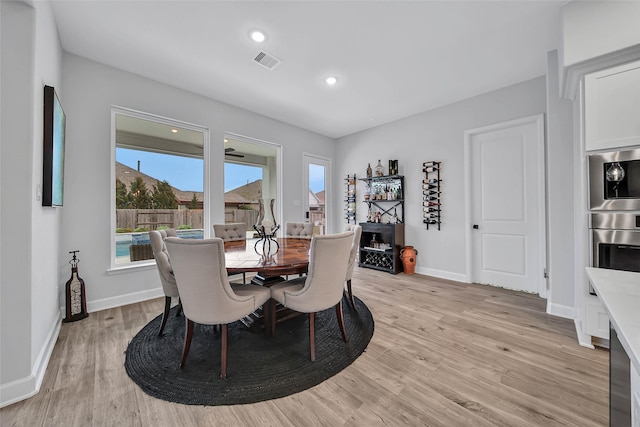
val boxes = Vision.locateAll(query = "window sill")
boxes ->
[107,261,156,275]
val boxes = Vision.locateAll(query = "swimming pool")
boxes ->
[115,229,204,257]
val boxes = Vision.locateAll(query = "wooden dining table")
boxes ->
[224,237,312,286]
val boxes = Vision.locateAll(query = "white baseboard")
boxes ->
[86,287,164,313]
[0,311,61,408]
[414,266,468,283]
[574,318,595,349]
[546,302,576,320]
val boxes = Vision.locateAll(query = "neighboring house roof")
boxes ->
[308,189,320,207]
[226,179,262,203]
[116,162,263,205]
[116,162,202,204]
[315,190,325,206]
[224,192,250,204]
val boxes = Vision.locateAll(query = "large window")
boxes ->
[111,108,207,267]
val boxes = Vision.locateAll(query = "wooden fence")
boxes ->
[116,209,204,230]
[116,208,259,231]
[224,209,259,230]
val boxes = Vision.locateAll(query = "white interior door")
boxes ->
[303,154,331,235]
[467,115,545,294]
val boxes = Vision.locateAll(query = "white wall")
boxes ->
[60,53,335,310]
[545,50,576,318]
[335,77,546,282]
[1,0,63,407]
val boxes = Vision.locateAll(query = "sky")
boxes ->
[116,148,325,193]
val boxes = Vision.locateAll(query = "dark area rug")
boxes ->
[125,297,374,406]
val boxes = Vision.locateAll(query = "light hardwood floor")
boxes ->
[1,268,609,426]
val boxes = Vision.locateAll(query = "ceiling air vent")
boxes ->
[253,51,281,70]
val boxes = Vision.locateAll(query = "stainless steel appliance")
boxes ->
[610,324,632,427]
[590,213,640,295]
[588,148,640,210]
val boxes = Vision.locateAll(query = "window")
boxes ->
[223,135,280,234]
[111,108,208,267]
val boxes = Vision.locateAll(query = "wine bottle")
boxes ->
[423,178,440,185]
[375,160,384,177]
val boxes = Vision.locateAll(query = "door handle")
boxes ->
[472,224,479,229]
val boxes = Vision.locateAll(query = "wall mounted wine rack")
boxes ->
[423,161,441,230]
[345,174,356,224]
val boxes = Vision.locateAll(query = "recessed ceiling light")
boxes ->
[171,128,178,133]
[325,76,338,86]
[250,30,266,43]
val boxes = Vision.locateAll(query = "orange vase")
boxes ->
[400,246,418,274]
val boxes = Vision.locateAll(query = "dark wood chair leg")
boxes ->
[309,312,316,362]
[271,299,278,337]
[346,279,356,309]
[158,296,171,336]
[263,299,271,337]
[175,297,182,317]
[242,272,246,284]
[220,323,228,379]
[336,301,348,342]
[180,319,194,367]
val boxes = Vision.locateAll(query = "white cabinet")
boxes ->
[586,297,610,339]
[585,59,640,151]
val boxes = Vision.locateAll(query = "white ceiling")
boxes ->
[50,1,565,139]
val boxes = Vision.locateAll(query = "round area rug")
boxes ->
[125,297,374,405]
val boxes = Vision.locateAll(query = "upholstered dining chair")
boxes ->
[213,223,247,284]
[149,230,181,336]
[164,237,271,379]
[344,224,363,309]
[159,228,177,238]
[284,222,314,239]
[269,231,354,362]
[213,223,246,243]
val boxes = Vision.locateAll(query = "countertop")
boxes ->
[586,267,640,374]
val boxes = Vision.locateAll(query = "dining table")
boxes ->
[224,237,312,286]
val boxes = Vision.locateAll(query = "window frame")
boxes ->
[109,106,210,271]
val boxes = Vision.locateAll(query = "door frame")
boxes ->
[302,153,332,234]
[463,114,547,297]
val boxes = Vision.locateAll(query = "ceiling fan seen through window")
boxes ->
[225,148,245,158]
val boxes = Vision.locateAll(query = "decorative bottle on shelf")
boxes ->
[370,234,378,248]
[366,163,372,179]
[375,160,384,177]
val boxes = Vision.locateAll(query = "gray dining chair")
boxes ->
[344,224,363,308]
[284,222,314,239]
[269,231,354,361]
[213,223,246,243]
[164,237,270,379]
[149,229,181,336]
[213,222,247,284]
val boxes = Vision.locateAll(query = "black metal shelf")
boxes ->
[358,222,404,274]
[359,175,404,224]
